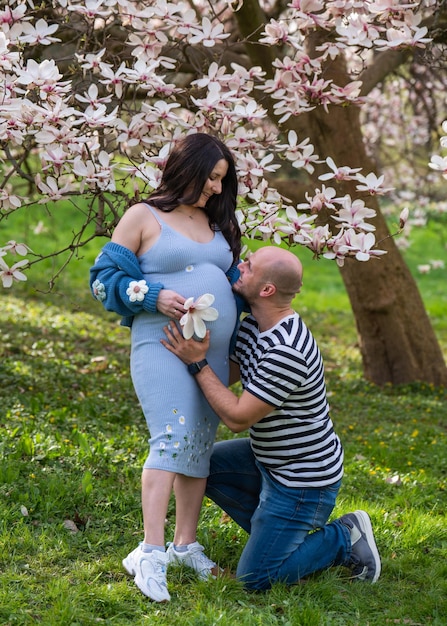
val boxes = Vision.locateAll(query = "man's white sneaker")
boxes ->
[166,541,220,580]
[123,545,171,602]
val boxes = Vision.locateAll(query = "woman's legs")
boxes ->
[166,475,218,579]
[141,468,175,546]
[140,469,217,580]
[141,469,209,546]
[172,475,207,545]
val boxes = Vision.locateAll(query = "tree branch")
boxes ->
[359,48,412,96]
[231,0,276,77]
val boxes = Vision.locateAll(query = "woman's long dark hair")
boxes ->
[146,133,241,261]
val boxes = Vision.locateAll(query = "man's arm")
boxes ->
[161,324,273,433]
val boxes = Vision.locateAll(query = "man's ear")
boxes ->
[259,283,276,298]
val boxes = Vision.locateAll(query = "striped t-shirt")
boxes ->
[234,313,344,488]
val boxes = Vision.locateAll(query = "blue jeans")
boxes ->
[205,438,351,590]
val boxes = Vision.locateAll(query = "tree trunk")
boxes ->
[232,8,447,385]
[296,88,447,386]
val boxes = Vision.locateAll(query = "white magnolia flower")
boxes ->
[126,280,149,302]
[180,293,219,339]
[0,257,28,288]
[19,19,61,45]
[4,240,31,256]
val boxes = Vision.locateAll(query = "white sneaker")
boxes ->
[166,541,220,580]
[123,545,171,602]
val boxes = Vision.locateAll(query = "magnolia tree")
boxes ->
[1,0,446,385]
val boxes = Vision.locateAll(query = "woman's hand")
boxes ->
[156,289,186,319]
[161,324,209,364]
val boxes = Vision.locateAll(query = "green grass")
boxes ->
[1,208,446,625]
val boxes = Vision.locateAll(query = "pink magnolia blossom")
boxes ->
[399,207,409,229]
[35,175,73,200]
[67,0,113,19]
[331,80,363,102]
[335,16,379,48]
[375,24,431,49]
[279,207,317,242]
[305,225,332,256]
[259,20,291,46]
[188,17,230,48]
[4,240,32,256]
[0,188,22,211]
[72,151,116,191]
[428,155,447,178]
[128,31,168,61]
[0,0,438,291]
[192,62,231,90]
[289,0,329,29]
[40,145,71,173]
[332,197,377,231]
[319,157,362,182]
[343,230,387,261]
[75,84,112,107]
[297,186,337,213]
[0,32,20,70]
[19,19,60,45]
[75,49,106,72]
[355,172,394,195]
[368,1,418,18]
[191,83,238,113]
[15,58,63,87]
[233,100,267,123]
[98,62,128,98]
[0,3,27,30]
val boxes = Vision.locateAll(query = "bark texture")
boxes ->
[233,8,447,386]
[311,105,447,385]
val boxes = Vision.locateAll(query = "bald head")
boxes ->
[251,247,303,302]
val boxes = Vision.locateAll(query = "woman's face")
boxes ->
[194,159,229,208]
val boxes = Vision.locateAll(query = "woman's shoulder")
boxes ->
[122,202,152,218]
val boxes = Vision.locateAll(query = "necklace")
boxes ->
[177,207,198,219]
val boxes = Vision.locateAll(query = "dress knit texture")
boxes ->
[131,205,237,477]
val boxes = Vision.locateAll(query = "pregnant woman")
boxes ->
[90,133,242,602]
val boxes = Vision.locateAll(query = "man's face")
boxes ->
[233,251,264,302]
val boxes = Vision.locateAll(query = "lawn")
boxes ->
[0,207,446,625]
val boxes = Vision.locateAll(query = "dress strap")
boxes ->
[143,203,164,227]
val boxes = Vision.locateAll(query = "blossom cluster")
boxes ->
[0,0,437,287]
[429,121,447,180]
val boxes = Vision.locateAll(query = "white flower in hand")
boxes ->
[180,293,218,339]
[126,279,148,302]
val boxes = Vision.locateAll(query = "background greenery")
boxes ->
[0,207,446,625]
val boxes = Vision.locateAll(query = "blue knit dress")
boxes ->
[130,205,237,478]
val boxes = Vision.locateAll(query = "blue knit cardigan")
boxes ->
[89,241,246,350]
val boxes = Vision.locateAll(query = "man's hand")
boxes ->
[162,322,271,433]
[161,322,209,364]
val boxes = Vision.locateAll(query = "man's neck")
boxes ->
[251,305,295,333]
